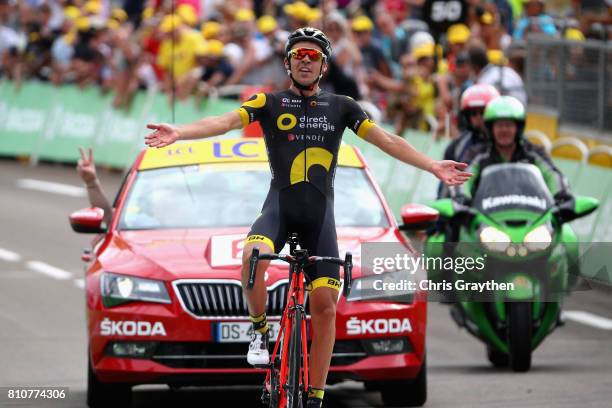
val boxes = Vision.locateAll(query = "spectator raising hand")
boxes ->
[76,147,113,225]
[77,146,97,186]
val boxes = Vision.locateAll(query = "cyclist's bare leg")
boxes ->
[308,287,338,389]
[241,242,272,316]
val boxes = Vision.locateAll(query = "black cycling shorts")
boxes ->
[245,182,341,292]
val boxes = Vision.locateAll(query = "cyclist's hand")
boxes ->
[145,123,180,148]
[431,160,472,186]
[76,147,97,184]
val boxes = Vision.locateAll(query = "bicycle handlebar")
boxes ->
[246,248,353,297]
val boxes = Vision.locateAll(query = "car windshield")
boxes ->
[118,163,389,229]
[472,163,554,215]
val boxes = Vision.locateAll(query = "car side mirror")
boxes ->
[553,196,598,224]
[399,203,439,231]
[69,207,107,233]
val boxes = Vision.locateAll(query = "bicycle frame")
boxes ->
[247,233,352,408]
[268,254,308,408]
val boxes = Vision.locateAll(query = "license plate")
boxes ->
[214,322,281,343]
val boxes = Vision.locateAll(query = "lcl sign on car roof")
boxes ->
[138,138,364,170]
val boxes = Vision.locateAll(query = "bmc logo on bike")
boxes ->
[346,317,412,335]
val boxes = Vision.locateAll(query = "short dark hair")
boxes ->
[467,42,488,70]
[455,51,470,65]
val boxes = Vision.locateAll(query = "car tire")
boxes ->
[87,356,132,408]
[379,357,427,407]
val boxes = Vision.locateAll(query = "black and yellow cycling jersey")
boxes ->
[237,90,376,291]
[236,90,375,196]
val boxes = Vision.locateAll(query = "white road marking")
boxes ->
[17,178,86,197]
[26,261,73,280]
[74,279,85,289]
[562,310,612,331]
[0,248,21,262]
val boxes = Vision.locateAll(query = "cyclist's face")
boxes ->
[286,41,326,85]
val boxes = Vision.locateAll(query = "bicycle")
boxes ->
[247,233,353,408]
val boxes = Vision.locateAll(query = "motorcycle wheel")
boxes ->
[486,345,509,368]
[507,302,532,372]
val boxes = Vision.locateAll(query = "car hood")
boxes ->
[98,227,404,282]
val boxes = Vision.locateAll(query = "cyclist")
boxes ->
[144,27,471,408]
[456,95,570,201]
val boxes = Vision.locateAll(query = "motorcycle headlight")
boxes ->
[479,226,511,252]
[523,225,552,252]
[346,271,414,304]
[101,273,171,307]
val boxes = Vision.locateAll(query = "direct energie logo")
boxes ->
[277,113,297,130]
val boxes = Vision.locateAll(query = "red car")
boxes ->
[70,138,429,407]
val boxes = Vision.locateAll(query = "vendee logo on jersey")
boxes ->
[287,133,326,143]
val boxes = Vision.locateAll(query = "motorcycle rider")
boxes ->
[449,95,580,329]
[456,95,571,201]
[438,84,500,199]
[444,84,500,164]
[440,96,579,306]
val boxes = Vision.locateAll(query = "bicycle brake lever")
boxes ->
[248,248,260,289]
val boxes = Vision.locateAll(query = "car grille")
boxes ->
[174,280,309,318]
[150,340,367,369]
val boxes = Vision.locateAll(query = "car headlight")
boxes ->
[346,271,414,303]
[523,225,552,252]
[479,226,511,252]
[101,273,171,307]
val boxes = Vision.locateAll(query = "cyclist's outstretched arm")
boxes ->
[145,110,244,148]
[362,124,472,186]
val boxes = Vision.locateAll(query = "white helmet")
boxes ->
[410,31,435,52]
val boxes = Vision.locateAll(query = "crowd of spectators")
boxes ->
[1,0,610,136]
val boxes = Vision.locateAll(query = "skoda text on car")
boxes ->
[70,138,427,407]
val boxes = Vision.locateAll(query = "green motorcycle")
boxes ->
[426,162,598,372]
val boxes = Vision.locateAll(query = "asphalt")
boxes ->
[1,159,611,408]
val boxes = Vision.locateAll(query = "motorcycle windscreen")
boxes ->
[472,163,554,216]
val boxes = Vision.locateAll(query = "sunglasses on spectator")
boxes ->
[289,47,325,61]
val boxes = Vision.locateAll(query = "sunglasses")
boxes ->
[288,47,325,62]
[468,108,485,117]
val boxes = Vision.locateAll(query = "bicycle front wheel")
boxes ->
[286,308,303,408]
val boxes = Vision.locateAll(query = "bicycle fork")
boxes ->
[263,267,308,407]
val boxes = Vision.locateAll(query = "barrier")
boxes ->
[0,81,55,157]
[1,80,610,246]
[0,81,243,167]
[525,35,612,136]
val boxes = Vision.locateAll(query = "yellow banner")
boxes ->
[139,138,363,170]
